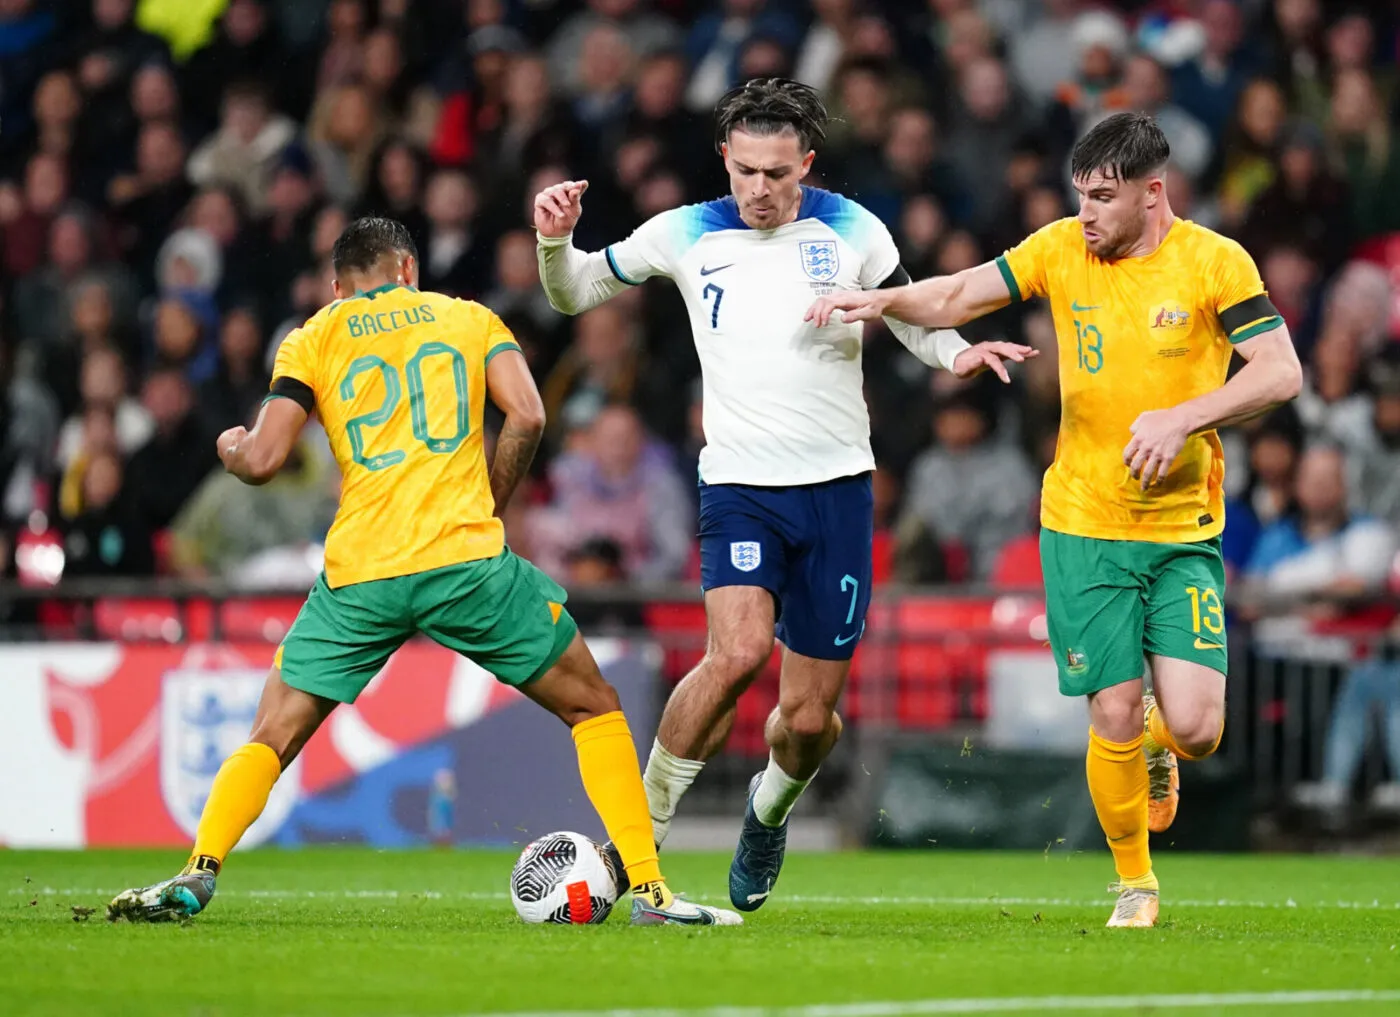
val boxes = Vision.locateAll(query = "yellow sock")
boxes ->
[1086,728,1157,890]
[188,742,282,874]
[571,711,664,890]
[1145,701,1223,761]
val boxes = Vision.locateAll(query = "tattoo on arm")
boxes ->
[489,418,542,515]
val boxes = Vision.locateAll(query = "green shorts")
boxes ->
[275,548,578,703]
[1040,528,1228,697]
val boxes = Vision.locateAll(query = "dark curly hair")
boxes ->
[331,216,418,276]
[713,77,829,155]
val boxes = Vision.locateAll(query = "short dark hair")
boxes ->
[1070,112,1170,182]
[713,77,828,155]
[331,216,417,275]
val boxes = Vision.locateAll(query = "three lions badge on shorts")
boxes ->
[730,541,762,572]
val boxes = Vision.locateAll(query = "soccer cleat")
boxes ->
[1143,695,1180,833]
[1105,883,1159,928]
[630,886,743,926]
[728,771,788,913]
[106,870,216,923]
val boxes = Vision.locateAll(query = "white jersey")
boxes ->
[538,187,968,487]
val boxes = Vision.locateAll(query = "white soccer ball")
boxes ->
[509,831,618,925]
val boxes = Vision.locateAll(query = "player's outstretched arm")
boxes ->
[807,261,1013,329]
[534,179,634,316]
[1124,324,1303,489]
[217,397,309,486]
[485,347,545,515]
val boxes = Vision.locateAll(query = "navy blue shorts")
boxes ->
[698,473,874,661]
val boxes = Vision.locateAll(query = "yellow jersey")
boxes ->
[998,217,1281,543]
[271,283,521,587]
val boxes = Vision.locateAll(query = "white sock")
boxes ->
[752,755,811,828]
[642,739,704,847]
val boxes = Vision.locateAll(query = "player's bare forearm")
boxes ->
[808,262,1011,328]
[218,398,308,486]
[489,417,541,515]
[223,441,278,486]
[1178,327,1303,434]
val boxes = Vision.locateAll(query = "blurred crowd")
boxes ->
[3,0,1400,613]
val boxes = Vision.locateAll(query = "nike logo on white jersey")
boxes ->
[699,263,733,275]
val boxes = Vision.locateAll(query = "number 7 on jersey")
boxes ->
[702,283,724,329]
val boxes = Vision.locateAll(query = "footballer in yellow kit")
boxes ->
[107,217,742,928]
[808,113,1302,927]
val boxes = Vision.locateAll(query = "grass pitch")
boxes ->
[3,848,1399,1017]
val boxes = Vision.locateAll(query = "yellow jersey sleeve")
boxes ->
[483,309,522,367]
[1207,235,1282,345]
[271,315,321,387]
[996,218,1074,302]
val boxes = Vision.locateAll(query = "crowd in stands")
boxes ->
[1,0,1400,615]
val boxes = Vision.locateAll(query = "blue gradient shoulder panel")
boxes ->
[672,188,879,254]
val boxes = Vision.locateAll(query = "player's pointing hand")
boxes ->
[533,179,589,239]
[951,341,1038,384]
[806,290,888,327]
[1123,408,1192,490]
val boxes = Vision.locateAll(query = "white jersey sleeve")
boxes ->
[535,210,682,315]
[605,209,682,284]
[848,203,970,373]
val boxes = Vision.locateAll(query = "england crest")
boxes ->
[799,241,839,283]
[160,668,302,846]
[730,541,762,572]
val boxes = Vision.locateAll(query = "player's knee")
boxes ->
[778,697,836,741]
[1088,688,1144,743]
[707,635,773,687]
[1174,702,1225,759]
[558,676,623,728]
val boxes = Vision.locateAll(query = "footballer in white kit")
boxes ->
[534,78,1033,913]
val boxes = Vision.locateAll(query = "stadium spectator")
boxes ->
[1170,0,1263,144]
[946,57,1032,231]
[186,80,296,216]
[894,389,1037,581]
[1008,0,1084,110]
[1222,407,1305,579]
[1354,348,1400,530]
[683,0,800,113]
[169,428,335,582]
[1242,443,1398,609]
[1293,650,1400,823]
[12,204,137,350]
[108,121,195,282]
[179,0,283,133]
[197,307,269,437]
[123,369,218,531]
[547,0,680,97]
[420,168,489,297]
[308,82,386,205]
[541,303,640,449]
[60,449,154,577]
[1217,78,1287,227]
[484,229,563,358]
[1329,67,1400,241]
[527,404,691,583]
[356,140,430,251]
[1240,123,1350,278]
[55,346,152,472]
[1,152,68,280]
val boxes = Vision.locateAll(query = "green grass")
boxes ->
[3,848,1400,1017]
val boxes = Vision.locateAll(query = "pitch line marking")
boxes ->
[9,888,1400,910]
[457,991,1400,1017]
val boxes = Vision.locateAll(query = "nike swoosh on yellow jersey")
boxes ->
[1193,637,1224,650]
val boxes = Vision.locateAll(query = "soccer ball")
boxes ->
[509,831,618,924]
